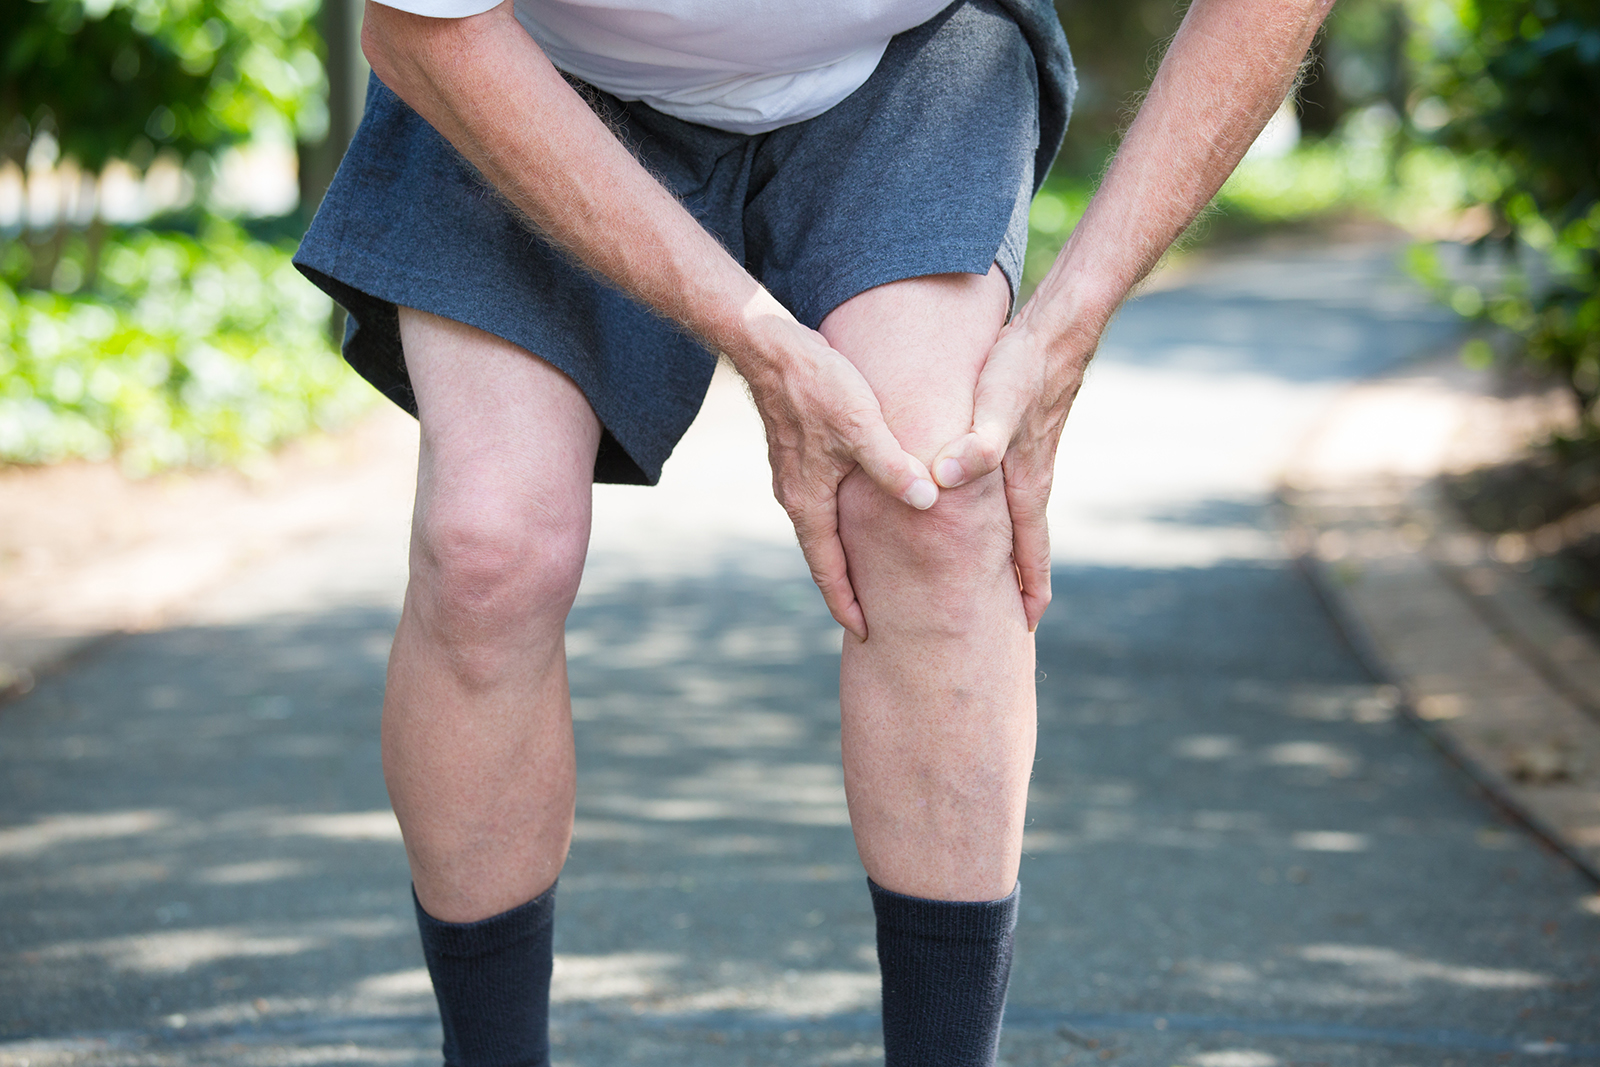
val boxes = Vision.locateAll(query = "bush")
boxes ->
[1216,117,1479,230]
[1427,0,1600,421]
[0,0,359,475]
[0,222,369,474]
[2,0,326,173]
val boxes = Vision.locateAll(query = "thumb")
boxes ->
[932,348,1031,489]
[851,415,940,511]
[930,408,1013,490]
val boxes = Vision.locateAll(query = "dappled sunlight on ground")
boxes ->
[37,919,404,977]
[194,861,315,887]
[647,967,879,1016]
[6,553,1596,1064]
[1293,944,1551,991]
[0,811,174,859]
[5,243,1598,1066]
[1167,939,1555,1012]
[1190,1051,1282,1067]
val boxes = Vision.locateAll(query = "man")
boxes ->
[294,0,1331,1063]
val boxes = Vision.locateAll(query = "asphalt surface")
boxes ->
[3,242,1598,1067]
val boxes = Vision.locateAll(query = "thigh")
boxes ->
[749,0,1039,333]
[820,266,1011,457]
[399,307,602,540]
[296,73,720,488]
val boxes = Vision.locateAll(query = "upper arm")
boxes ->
[360,0,511,83]
[366,0,501,15]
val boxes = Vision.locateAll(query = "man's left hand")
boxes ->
[928,324,1088,632]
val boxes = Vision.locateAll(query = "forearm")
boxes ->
[363,2,944,635]
[1013,0,1333,359]
[361,2,793,382]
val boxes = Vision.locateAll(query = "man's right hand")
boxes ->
[362,2,935,636]
[732,290,938,641]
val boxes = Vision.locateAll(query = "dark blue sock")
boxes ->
[413,883,556,1067]
[870,878,1019,1067]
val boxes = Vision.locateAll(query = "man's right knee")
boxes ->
[406,493,588,683]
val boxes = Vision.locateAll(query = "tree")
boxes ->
[1051,0,1186,177]
[0,1,366,473]
[1430,0,1600,422]
[1,0,326,285]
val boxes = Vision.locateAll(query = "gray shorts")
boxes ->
[295,0,1065,485]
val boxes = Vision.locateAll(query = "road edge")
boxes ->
[0,408,419,707]
[1278,350,1600,884]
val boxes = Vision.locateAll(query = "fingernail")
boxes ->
[906,479,937,510]
[935,458,963,487]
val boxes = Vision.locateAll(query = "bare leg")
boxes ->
[827,267,1036,903]
[382,308,601,923]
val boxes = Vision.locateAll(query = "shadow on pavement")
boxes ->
[3,550,1598,1066]
[1110,247,1460,383]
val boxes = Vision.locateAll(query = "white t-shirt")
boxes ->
[375,0,952,133]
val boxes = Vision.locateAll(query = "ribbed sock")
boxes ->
[870,878,1019,1067]
[412,883,556,1067]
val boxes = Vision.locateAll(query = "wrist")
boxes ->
[1009,276,1112,375]
[1010,193,1154,369]
[714,286,811,388]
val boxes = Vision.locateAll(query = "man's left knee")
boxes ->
[838,465,1016,624]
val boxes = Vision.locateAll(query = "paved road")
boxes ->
[3,242,1598,1067]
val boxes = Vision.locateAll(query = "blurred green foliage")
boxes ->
[0,222,368,473]
[1,0,364,473]
[1022,179,1092,292]
[1218,0,1600,423]
[1213,117,1493,230]
[1425,0,1600,424]
[1048,0,1598,424]
[1052,0,1185,178]
[1,0,327,174]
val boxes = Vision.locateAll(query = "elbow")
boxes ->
[360,2,403,88]
[1299,0,1337,32]
[360,1,511,93]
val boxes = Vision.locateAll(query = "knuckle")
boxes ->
[837,404,879,446]
[778,484,825,523]
[1007,471,1054,507]
[977,438,1006,471]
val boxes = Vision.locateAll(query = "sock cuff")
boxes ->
[413,882,557,960]
[868,878,1019,943]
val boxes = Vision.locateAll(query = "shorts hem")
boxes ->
[793,242,1023,329]
[294,243,698,487]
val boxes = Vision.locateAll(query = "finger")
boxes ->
[931,423,1007,490]
[811,535,869,640]
[849,416,939,511]
[932,375,1028,489]
[1007,484,1053,633]
[789,499,868,640]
